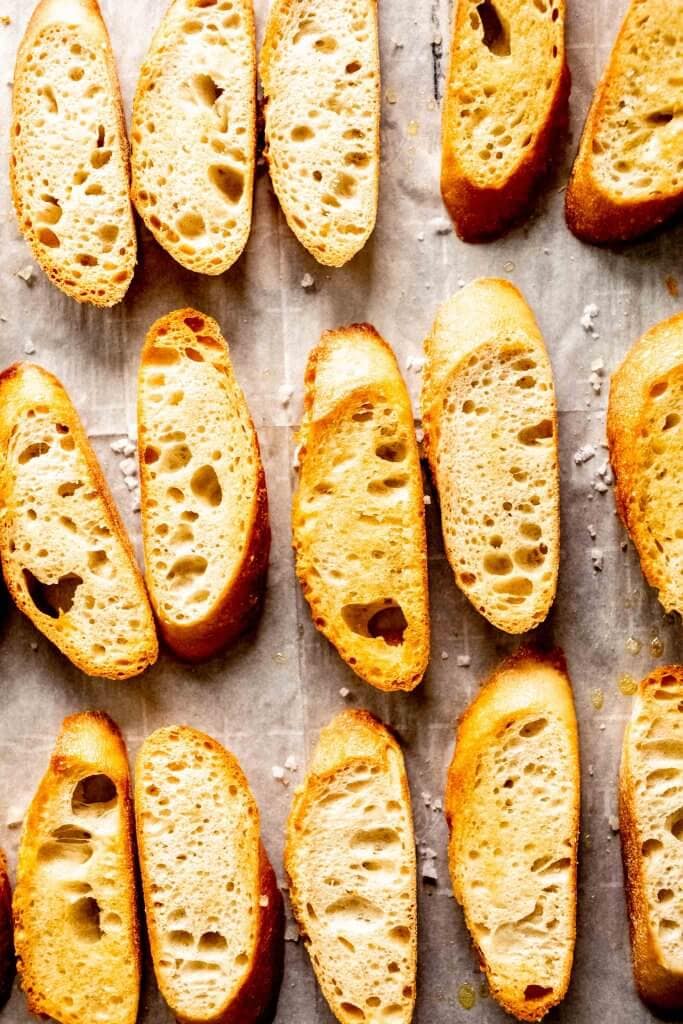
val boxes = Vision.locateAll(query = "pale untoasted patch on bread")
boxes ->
[138,309,269,661]
[286,711,417,1024]
[446,651,579,1022]
[422,280,559,634]
[607,314,683,616]
[621,668,683,1010]
[10,0,136,306]
[260,0,380,266]
[135,726,283,1024]
[13,713,140,1024]
[0,363,158,680]
[441,0,568,240]
[566,0,683,242]
[0,851,13,1007]
[292,325,429,692]
[131,0,255,274]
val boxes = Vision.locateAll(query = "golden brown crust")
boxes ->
[620,667,683,1011]
[135,726,283,1024]
[0,362,158,679]
[13,712,140,1024]
[607,313,683,613]
[445,648,579,1022]
[0,850,14,1008]
[293,324,430,691]
[138,309,270,661]
[565,1,683,243]
[10,0,136,306]
[441,1,569,242]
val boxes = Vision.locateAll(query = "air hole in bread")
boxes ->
[19,441,50,463]
[292,125,315,141]
[167,555,208,589]
[663,412,680,431]
[69,896,103,944]
[98,224,119,244]
[23,569,82,618]
[39,85,58,113]
[198,930,228,952]
[38,227,61,248]
[90,149,112,170]
[646,110,674,126]
[314,36,338,53]
[191,464,222,506]
[346,60,362,74]
[339,1004,365,1021]
[38,195,62,225]
[667,809,683,840]
[518,420,553,446]
[324,894,383,929]
[524,985,553,1001]
[341,599,407,646]
[352,402,374,422]
[144,446,160,464]
[350,827,400,852]
[368,475,407,494]
[87,549,110,576]
[475,0,511,56]
[484,553,513,575]
[520,717,547,738]
[208,164,244,204]
[37,825,93,867]
[167,929,194,950]
[57,480,83,497]
[189,73,224,108]
[375,441,406,463]
[72,774,118,816]
[162,444,193,472]
[177,212,206,238]
[650,379,669,398]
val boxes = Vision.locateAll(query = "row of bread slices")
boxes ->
[442,0,683,244]
[10,0,382,308]
[12,0,680,313]
[0,278,680,685]
[0,653,681,1024]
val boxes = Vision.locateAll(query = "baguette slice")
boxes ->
[260,0,380,266]
[421,279,559,633]
[445,649,579,1022]
[0,851,13,1008]
[0,363,158,679]
[286,710,417,1024]
[10,0,136,306]
[566,0,683,243]
[138,309,270,660]
[13,712,140,1024]
[441,0,569,241]
[135,726,284,1024]
[620,666,683,1011]
[131,0,256,274]
[607,314,683,615]
[292,324,429,692]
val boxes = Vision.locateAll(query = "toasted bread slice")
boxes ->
[292,324,429,691]
[286,710,417,1024]
[445,649,579,1022]
[260,0,380,266]
[131,0,256,274]
[135,726,284,1024]
[441,0,569,241]
[13,712,140,1024]
[620,667,683,1011]
[138,309,270,660]
[607,314,683,615]
[0,851,13,1008]
[421,279,559,633]
[566,0,683,243]
[10,0,136,306]
[0,363,158,679]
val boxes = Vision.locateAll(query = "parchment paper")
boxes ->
[1,0,682,1020]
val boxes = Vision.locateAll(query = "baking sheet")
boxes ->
[1,0,682,1020]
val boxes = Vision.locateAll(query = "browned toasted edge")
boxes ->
[444,646,579,1022]
[130,0,256,274]
[13,711,141,1023]
[135,726,283,1024]
[440,7,570,242]
[292,324,430,691]
[619,666,683,1012]
[284,709,417,1020]
[0,849,14,1008]
[0,362,158,679]
[9,0,136,306]
[565,3,683,244]
[138,309,271,661]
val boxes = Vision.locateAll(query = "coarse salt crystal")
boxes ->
[300,273,315,289]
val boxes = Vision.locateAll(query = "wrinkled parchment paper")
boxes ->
[1,0,682,1020]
